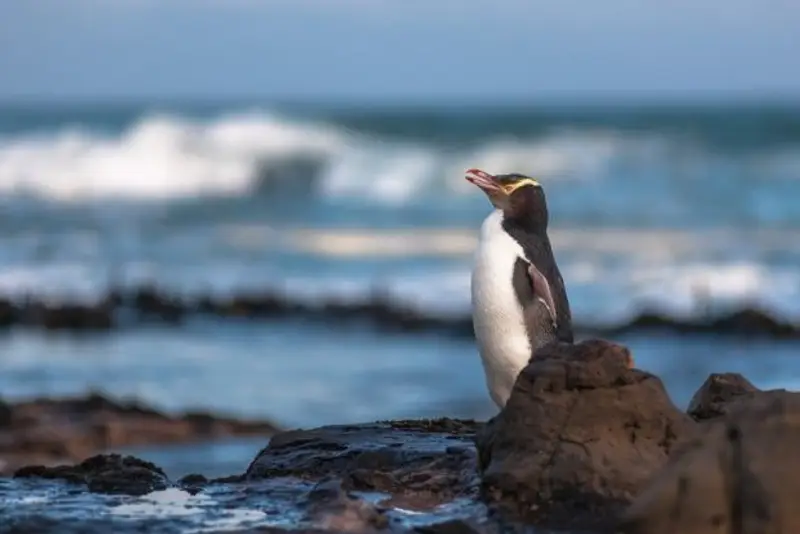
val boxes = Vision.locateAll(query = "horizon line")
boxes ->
[0,90,799,111]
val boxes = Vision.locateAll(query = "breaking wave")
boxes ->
[2,108,786,205]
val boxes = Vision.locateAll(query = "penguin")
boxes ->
[465,168,573,409]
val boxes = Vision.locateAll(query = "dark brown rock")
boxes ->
[620,390,800,534]
[474,339,696,529]
[14,453,169,496]
[687,372,763,421]
[305,479,389,533]
[0,391,279,474]
[245,419,483,513]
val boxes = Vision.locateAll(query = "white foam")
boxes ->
[0,110,643,204]
[111,488,209,518]
[184,509,269,533]
[2,494,51,505]
[110,488,268,532]
[0,111,343,201]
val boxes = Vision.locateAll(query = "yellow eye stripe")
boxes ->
[503,178,540,194]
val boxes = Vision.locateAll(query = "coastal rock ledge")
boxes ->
[5,341,800,533]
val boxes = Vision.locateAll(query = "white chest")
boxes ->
[470,210,532,408]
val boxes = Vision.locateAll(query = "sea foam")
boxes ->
[0,110,639,204]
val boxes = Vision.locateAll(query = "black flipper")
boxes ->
[527,263,557,324]
[512,257,558,347]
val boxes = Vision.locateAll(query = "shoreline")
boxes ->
[2,345,797,533]
[0,391,279,477]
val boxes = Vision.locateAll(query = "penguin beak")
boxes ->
[465,169,502,194]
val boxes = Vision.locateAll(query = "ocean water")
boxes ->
[1,101,800,478]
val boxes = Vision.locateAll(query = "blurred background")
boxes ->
[1,0,799,477]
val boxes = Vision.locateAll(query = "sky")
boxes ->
[1,0,799,103]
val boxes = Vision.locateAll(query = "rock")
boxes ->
[14,453,169,496]
[687,372,763,421]
[0,397,12,428]
[8,372,799,533]
[4,419,493,533]
[178,473,208,486]
[606,307,800,339]
[0,391,279,475]
[620,390,800,534]
[245,419,481,509]
[413,519,489,534]
[178,473,209,495]
[474,339,696,529]
[1,287,798,340]
[306,478,389,533]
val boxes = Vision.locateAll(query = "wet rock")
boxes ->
[474,339,696,529]
[179,473,208,486]
[0,391,279,475]
[306,478,389,533]
[413,519,489,534]
[687,372,763,421]
[14,453,169,496]
[178,473,209,495]
[246,419,481,508]
[620,390,800,534]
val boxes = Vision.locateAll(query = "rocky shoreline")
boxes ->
[1,284,798,339]
[0,391,279,476]
[2,339,798,533]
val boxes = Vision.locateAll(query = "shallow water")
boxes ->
[0,467,491,534]
[3,321,799,430]
[0,478,301,533]
[2,319,799,483]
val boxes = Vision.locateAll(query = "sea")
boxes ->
[1,100,800,481]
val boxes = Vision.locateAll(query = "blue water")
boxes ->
[1,101,799,477]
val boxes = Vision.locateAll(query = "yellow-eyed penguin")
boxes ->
[466,168,573,408]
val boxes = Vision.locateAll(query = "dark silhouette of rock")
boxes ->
[0,391,279,475]
[14,454,169,496]
[474,339,696,529]
[607,307,799,339]
[0,285,797,339]
[0,297,18,327]
[620,389,800,534]
[178,473,208,486]
[132,284,185,324]
[687,372,763,421]
[0,397,12,428]
[176,473,209,495]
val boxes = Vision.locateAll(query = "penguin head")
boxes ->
[465,168,548,229]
